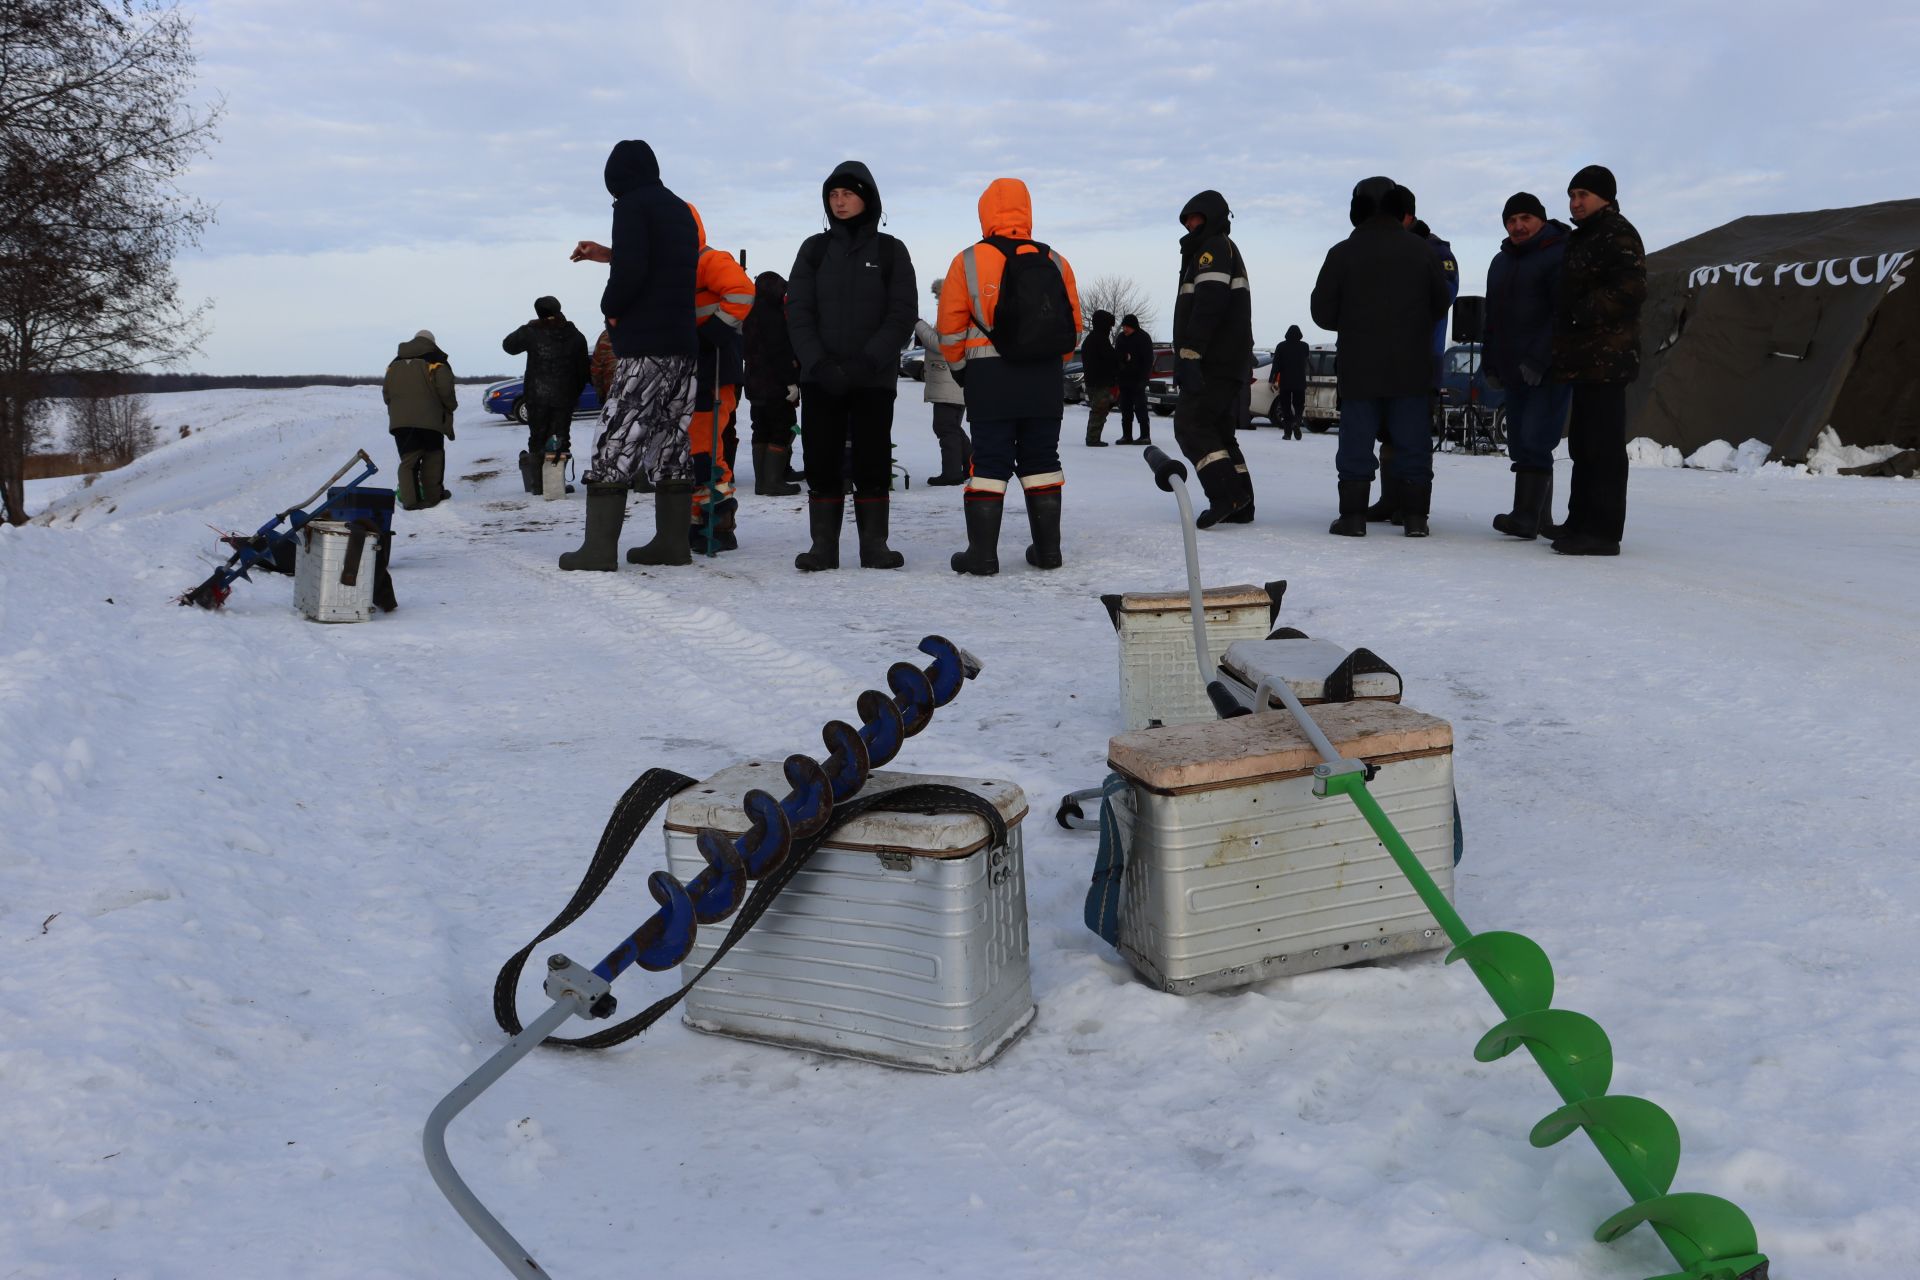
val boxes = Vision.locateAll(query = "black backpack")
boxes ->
[981,236,1077,363]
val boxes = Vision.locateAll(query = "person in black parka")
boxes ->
[1080,309,1120,446]
[742,270,802,496]
[1483,193,1571,540]
[502,296,590,492]
[1272,325,1310,439]
[1113,314,1154,444]
[1311,176,1451,537]
[786,160,917,571]
[1172,189,1256,527]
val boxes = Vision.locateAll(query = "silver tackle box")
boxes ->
[1106,701,1455,994]
[1106,583,1282,730]
[665,763,1034,1072]
[291,520,375,623]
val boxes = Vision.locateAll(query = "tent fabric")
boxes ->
[1626,199,1920,462]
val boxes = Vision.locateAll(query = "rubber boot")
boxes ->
[1492,471,1551,540]
[1400,482,1432,537]
[371,534,398,612]
[1136,419,1152,446]
[518,450,542,494]
[756,442,800,496]
[1365,444,1398,521]
[558,483,628,571]
[854,495,905,569]
[950,492,1003,576]
[1194,458,1252,529]
[691,496,738,553]
[397,451,427,510]
[1023,488,1063,569]
[620,481,693,566]
[794,496,843,571]
[1084,421,1109,448]
[927,433,968,486]
[423,450,449,506]
[1329,479,1369,536]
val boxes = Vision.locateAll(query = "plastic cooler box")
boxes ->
[1106,701,1455,994]
[1107,583,1281,730]
[665,763,1034,1072]
[291,520,375,623]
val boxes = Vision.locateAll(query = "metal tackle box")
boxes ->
[665,764,1034,1072]
[1106,701,1456,994]
[291,520,375,623]
[1104,582,1284,730]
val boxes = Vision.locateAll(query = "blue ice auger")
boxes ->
[179,449,393,608]
[423,636,980,1279]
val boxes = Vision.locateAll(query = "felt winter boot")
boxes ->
[794,496,843,572]
[927,433,969,486]
[626,481,694,566]
[1084,421,1109,447]
[1365,444,1399,522]
[950,492,1003,576]
[1329,479,1370,537]
[518,450,542,495]
[755,442,800,496]
[1492,470,1551,540]
[854,495,905,569]
[1194,457,1252,529]
[1023,487,1063,569]
[558,483,627,571]
[1400,482,1432,537]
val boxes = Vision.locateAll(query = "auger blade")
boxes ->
[600,871,697,974]
[780,754,833,839]
[889,661,936,737]
[821,719,869,802]
[1530,1095,1681,1194]
[856,688,906,768]
[1594,1192,1763,1276]
[1474,1008,1615,1097]
[916,635,977,705]
[1446,930,1555,1014]
[687,830,749,924]
[736,790,794,878]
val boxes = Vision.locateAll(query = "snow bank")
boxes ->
[1684,437,1773,473]
[1802,425,1908,476]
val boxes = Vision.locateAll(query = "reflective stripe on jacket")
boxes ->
[936,177,1082,373]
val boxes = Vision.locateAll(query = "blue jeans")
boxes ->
[1503,381,1571,473]
[1337,396,1430,483]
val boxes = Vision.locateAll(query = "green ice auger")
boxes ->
[1272,682,1770,1280]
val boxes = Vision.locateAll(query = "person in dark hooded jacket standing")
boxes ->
[562,139,700,570]
[1482,193,1571,540]
[742,270,802,496]
[1080,310,1119,446]
[786,160,917,571]
[1271,325,1309,439]
[502,296,590,493]
[1172,190,1256,527]
[1113,315,1154,444]
[1311,176,1451,537]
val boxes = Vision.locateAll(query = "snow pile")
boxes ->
[1684,437,1773,473]
[1626,436,1683,467]
[1802,425,1907,475]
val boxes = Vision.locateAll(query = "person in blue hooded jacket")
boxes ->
[561,139,700,570]
[1482,192,1571,540]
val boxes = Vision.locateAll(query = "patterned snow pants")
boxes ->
[584,354,696,487]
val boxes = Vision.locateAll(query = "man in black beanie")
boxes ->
[502,295,591,493]
[1548,163,1645,555]
[1311,176,1451,536]
[1483,191,1570,540]
[1114,313,1154,444]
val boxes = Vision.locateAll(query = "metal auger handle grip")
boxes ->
[1142,444,1188,492]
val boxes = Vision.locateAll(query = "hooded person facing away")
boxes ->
[501,296,590,493]
[786,160,918,571]
[561,139,700,570]
[937,177,1083,576]
[1080,309,1120,447]
[1172,189,1256,528]
[1272,324,1310,438]
[913,284,972,486]
[382,329,456,510]
[742,270,803,496]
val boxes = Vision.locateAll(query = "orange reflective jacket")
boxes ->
[688,203,754,333]
[936,177,1082,371]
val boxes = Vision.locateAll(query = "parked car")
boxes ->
[1437,343,1505,414]
[1063,357,1085,404]
[1142,346,1181,415]
[482,378,600,424]
[900,347,926,380]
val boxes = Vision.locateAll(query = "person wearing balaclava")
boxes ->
[502,296,591,494]
[1311,176,1452,537]
[560,139,700,570]
[786,160,918,571]
[1272,325,1310,439]
[1547,164,1646,556]
[1171,190,1257,528]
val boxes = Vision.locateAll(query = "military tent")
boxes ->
[1627,199,1920,462]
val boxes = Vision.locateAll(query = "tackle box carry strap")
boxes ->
[493,773,1007,1052]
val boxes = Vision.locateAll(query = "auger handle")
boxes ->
[1141,444,1187,492]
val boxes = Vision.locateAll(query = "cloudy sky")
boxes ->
[173,0,1920,376]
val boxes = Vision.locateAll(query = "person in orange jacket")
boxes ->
[936,177,1082,575]
[687,202,755,551]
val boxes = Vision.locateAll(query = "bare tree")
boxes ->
[1077,275,1157,335]
[70,376,155,467]
[0,0,220,523]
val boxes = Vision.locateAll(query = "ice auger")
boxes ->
[177,449,394,609]
[423,636,982,1278]
[1123,447,1770,1280]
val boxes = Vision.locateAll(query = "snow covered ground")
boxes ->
[3,386,1916,1279]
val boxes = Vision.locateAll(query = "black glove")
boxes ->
[815,360,850,396]
[1174,358,1204,396]
[1519,362,1544,387]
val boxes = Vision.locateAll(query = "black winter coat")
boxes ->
[1172,190,1254,380]
[1482,220,1569,386]
[1310,214,1452,399]
[1273,336,1309,386]
[787,160,917,390]
[1081,315,1119,386]
[599,140,699,359]
[1115,328,1154,387]
[1551,205,1647,385]
[742,271,799,402]
[501,316,590,411]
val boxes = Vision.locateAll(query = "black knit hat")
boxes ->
[1391,184,1417,216]
[1502,192,1546,223]
[1569,165,1618,204]
[1121,313,1139,328]
[533,295,561,318]
[1350,176,1396,226]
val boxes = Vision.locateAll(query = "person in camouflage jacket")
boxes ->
[1549,165,1646,556]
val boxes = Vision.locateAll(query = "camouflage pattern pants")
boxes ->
[584,355,695,487]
